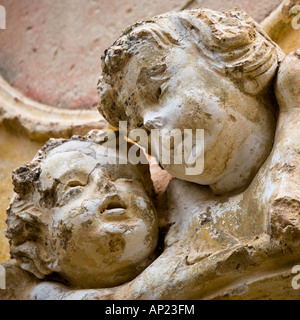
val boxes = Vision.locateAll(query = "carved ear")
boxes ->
[101,41,133,75]
[10,242,54,280]
[6,198,54,279]
[97,77,114,111]
[12,163,40,197]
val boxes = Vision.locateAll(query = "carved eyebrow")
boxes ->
[59,171,89,180]
[59,166,97,187]
[107,176,135,182]
[103,170,141,182]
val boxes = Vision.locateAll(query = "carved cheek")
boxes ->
[82,199,102,215]
[97,226,126,256]
[118,219,151,263]
[94,224,128,256]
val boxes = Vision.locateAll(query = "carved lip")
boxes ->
[100,197,127,217]
[104,208,126,217]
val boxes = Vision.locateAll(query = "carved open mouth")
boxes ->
[100,199,127,217]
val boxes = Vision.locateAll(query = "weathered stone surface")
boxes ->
[2,130,158,289]
[0,260,39,300]
[0,75,107,142]
[98,8,284,194]
[186,0,283,22]
[0,77,108,264]
[1,4,300,301]
[0,0,282,109]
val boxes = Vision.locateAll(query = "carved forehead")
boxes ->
[45,139,127,162]
[40,140,143,185]
[47,140,96,157]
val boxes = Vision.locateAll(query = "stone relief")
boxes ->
[98,8,284,194]
[4,130,158,291]
[0,6,299,300]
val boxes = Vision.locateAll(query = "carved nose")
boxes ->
[98,181,126,213]
[103,181,118,195]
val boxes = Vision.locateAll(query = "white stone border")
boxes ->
[0,75,107,142]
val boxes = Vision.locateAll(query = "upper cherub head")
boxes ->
[98,9,285,194]
[6,130,158,289]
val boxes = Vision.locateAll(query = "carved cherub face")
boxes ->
[99,9,284,194]
[122,43,276,194]
[7,134,158,289]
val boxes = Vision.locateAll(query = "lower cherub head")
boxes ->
[6,130,158,289]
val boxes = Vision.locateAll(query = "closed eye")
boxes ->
[116,178,135,182]
[66,180,85,188]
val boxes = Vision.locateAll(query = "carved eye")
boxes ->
[116,178,135,182]
[66,180,85,188]
[138,64,168,102]
[155,87,162,101]
[146,82,167,103]
[57,180,85,205]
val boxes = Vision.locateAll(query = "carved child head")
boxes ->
[98,9,285,194]
[6,130,158,289]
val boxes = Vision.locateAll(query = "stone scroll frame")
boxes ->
[0,75,107,142]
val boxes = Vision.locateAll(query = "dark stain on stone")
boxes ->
[59,225,73,250]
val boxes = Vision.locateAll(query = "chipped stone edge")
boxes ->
[0,75,107,142]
